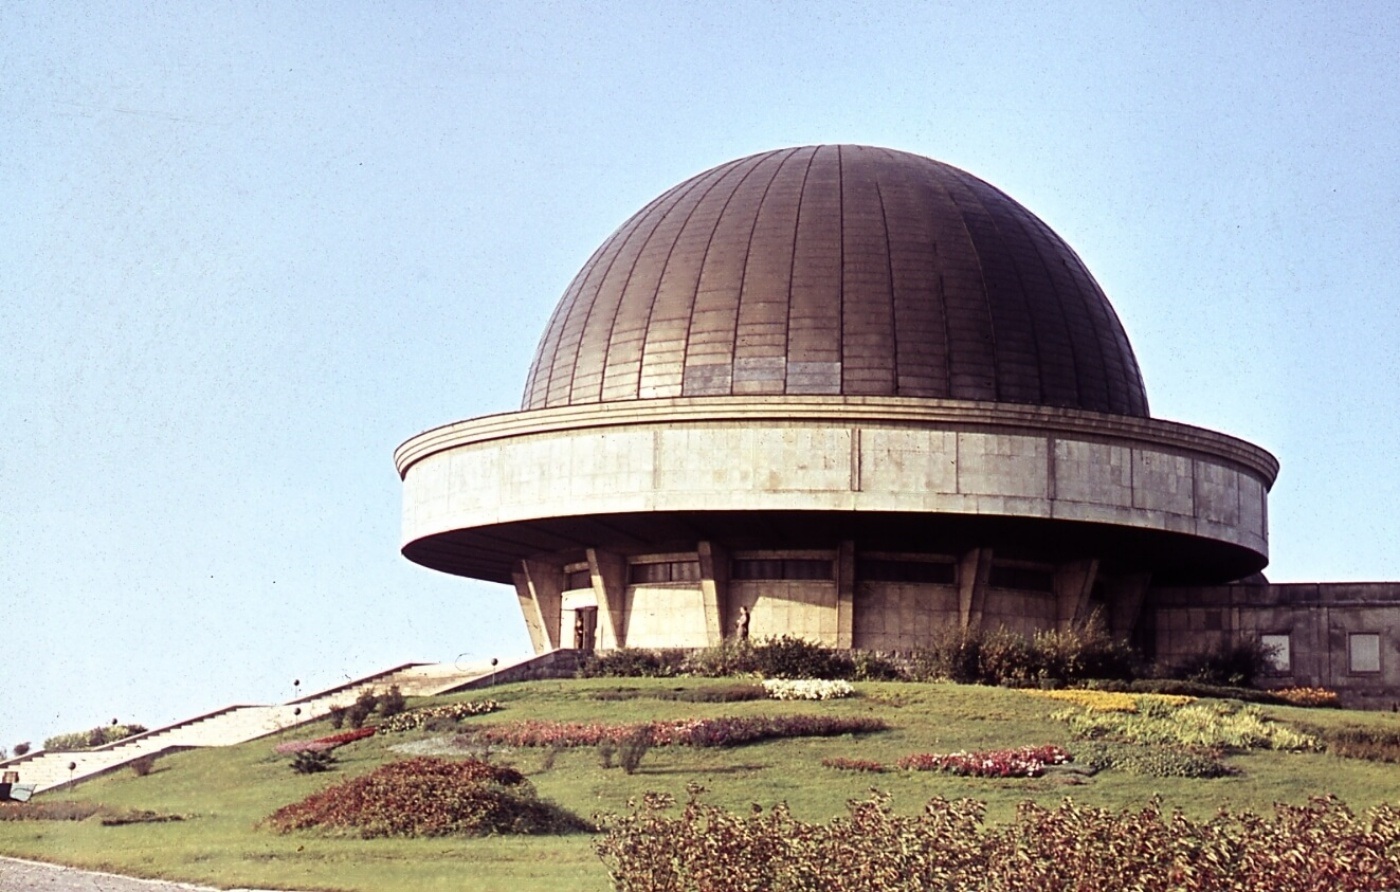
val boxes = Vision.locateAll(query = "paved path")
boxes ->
[0,857,295,892]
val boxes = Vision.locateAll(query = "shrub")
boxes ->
[327,707,346,730]
[129,754,158,777]
[266,757,589,837]
[345,690,379,729]
[43,724,148,751]
[749,636,855,679]
[579,648,688,678]
[617,726,653,775]
[1165,638,1275,687]
[681,641,758,677]
[11,742,29,757]
[291,750,336,774]
[851,650,903,681]
[379,700,499,733]
[1031,625,1140,682]
[377,685,407,717]
[596,790,1400,892]
[762,678,854,700]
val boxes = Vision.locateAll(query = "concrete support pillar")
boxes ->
[586,548,629,650]
[1106,572,1152,639]
[958,548,993,634]
[519,558,565,651]
[836,540,856,649]
[1054,559,1099,631]
[697,541,729,646]
[511,569,549,654]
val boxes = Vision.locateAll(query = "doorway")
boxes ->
[572,606,598,651]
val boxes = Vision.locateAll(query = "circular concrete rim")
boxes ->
[396,396,1278,482]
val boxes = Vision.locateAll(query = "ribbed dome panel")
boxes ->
[522,145,1149,417]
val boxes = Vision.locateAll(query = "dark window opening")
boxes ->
[988,565,1053,592]
[628,560,702,584]
[565,569,593,591]
[732,559,834,581]
[857,558,956,584]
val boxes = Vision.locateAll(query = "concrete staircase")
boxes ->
[0,660,501,794]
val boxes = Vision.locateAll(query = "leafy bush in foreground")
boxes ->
[267,757,589,837]
[596,789,1400,892]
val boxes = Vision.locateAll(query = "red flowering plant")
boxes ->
[274,726,376,755]
[897,745,1071,778]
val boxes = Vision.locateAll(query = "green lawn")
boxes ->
[3,678,1399,891]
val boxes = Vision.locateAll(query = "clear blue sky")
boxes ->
[3,2,1398,749]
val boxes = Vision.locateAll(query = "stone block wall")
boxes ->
[1149,583,1400,708]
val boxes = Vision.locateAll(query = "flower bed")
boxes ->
[274,726,376,755]
[378,700,500,733]
[1026,689,1194,713]
[1054,701,1317,751]
[897,745,1072,778]
[462,715,886,749]
[762,679,854,701]
[1273,686,1339,708]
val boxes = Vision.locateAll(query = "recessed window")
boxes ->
[565,569,592,591]
[987,565,1053,592]
[857,558,956,585]
[1349,633,1382,674]
[1260,634,1291,674]
[628,560,701,584]
[732,559,833,581]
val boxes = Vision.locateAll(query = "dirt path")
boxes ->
[0,857,294,892]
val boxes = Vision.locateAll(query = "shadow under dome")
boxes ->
[522,145,1149,417]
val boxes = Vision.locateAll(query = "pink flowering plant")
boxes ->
[897,745,1072,778]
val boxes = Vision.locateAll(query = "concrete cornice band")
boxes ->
[395,396,1279,484]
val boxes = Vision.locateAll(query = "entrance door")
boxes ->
[572,607,598,651]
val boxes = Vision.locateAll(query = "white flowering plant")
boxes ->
[762,678,855,701]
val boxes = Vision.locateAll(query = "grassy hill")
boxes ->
[2,677,1398,892]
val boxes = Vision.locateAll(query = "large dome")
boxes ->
[523,145,1149,417]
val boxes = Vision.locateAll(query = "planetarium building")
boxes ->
[397,146,1399,704]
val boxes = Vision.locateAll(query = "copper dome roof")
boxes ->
[522,145,1149,417]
